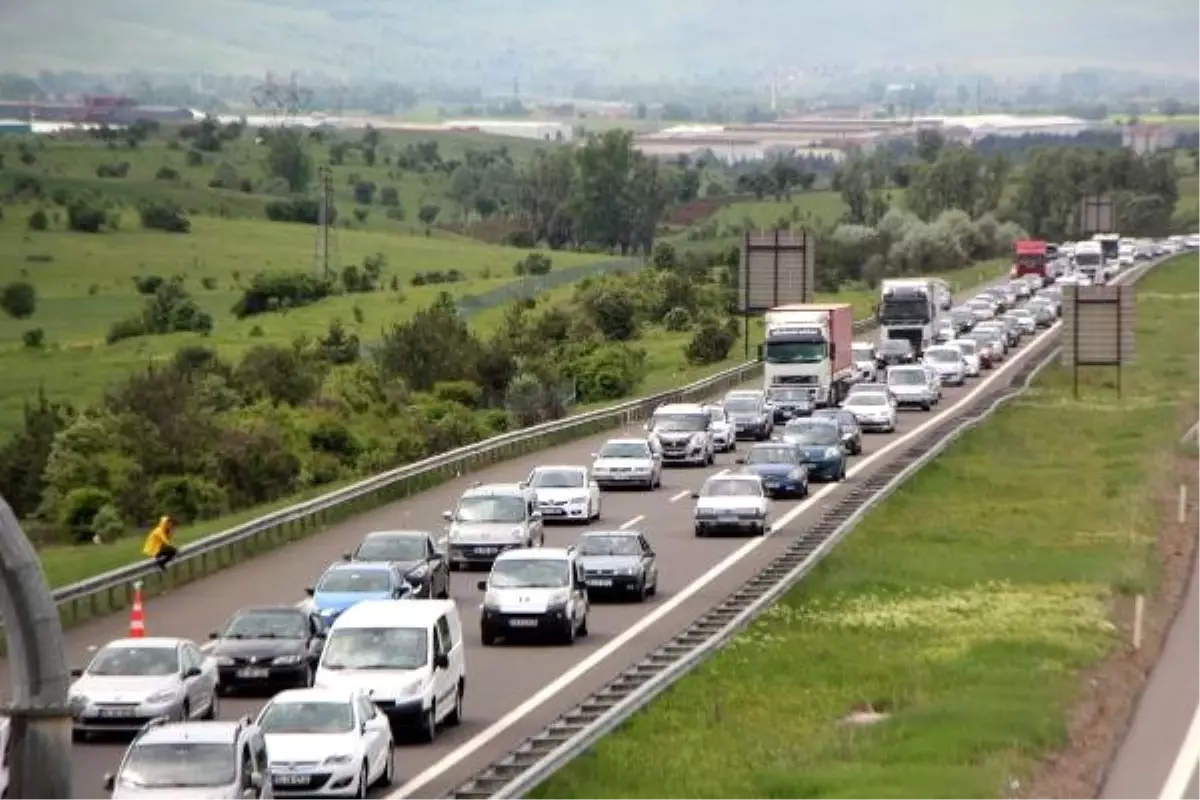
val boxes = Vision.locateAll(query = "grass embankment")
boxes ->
[530,254,1200,799]
[0,211,617,436]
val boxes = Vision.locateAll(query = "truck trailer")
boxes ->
[760,303,855,407]
[1011,239,1049,282]
[877,278,939,356]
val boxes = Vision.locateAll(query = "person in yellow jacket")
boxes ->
[142,516,178,571]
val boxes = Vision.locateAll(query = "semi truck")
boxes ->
[1011,239,1049,281]
[760,303,855,408]
[877,278,939,356]
[1073,240,1107,282]
[1092,233,1120,264]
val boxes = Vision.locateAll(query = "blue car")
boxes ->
[305,562,411,626]
[736,442,810,498]
[778,418,847,482]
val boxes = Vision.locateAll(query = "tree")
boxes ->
[266,130,312,193]
[0,281,37,319]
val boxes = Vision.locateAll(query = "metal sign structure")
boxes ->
[1075,196,1116,237]
[739,229,816,360]
[1060,284,1137,398]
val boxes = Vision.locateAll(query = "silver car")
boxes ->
[702,404,736,453]
[886,365,939,411]
[576,530,659,600]
[922,346,967,387]
[590,438,662,490]
[1007,309,1038,335]
[691,474,770,537]
[70,637,219,738]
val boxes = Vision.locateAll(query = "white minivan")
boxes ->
[314,599,465,743]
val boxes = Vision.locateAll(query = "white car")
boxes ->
[922,346,967,387]
[933,319,957,344]
[1008,309,1038,336]
[948,338,982,376]
[525,465,601,523]
[886,365,939,411]
[590,438,662,490]
[850,341,878,382]
[702,404,736,452]
[69,637,219,739]
[257,687,394,797]
[966,299,995,322]
[691,473,770,538]
[839,391,897,433]
[478,547,590,645]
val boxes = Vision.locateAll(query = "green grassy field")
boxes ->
[1176,175,1198,224]
[530,254,1200,799]
[0,210,616,436]
[0,127,556,231]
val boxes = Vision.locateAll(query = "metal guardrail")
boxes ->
[441,256,1167,799]
[33,304,892,629]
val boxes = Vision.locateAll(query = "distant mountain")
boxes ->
[1,0,1196,84]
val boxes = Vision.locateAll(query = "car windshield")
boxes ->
[849,394,887,406]
[598,441,650,459]
[88,646,178,677]
[579,535,642,557]
[454,495,526,523]
[651,413,707,433]
[488,558,570,589]
[531,469,585,489]
[851,345,873,360]
[316,568,393,594]
[766,389,809,404]
[706,407,727,423]
[321,627,428,670]
[879,340,910,354]
[724,397,759,413]
[119,743,235,789]
[259,700,355,734]
[967,332,992,345]
[926,350,958,363]
[223,611,307,639]
[700,478,761,498]
[355,534,427,562]
[813,410,852,427]
[782,422,839,446]
[764,340,826,364]
[888,370,926,386]
[953,341,976,355]
[745,446,798,465]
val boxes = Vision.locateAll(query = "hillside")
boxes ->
[2,0,1197,82]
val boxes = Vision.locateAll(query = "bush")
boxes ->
[139,201,191,233]
[232,272,335,318]
[95,162,130,178]
[57,486,115,543]
[0,281,37,319]
[185,149,204,167]
[265,198,334,225]
[685,322,736,366]
[22,328,45,348]
[380,186,400,206]
[27,209,48,231]
[150,475,228,524]
[433,380,483,409]
[134,275,165,295]
[106,316,147,344]
[418,204,441,225]
[353,181,377,204]
[663,306,692,331]
[90,503,126,543]
[67,201,110,233]
[155,165,181,181]
[513,252,553,276]
[108,278,214,343]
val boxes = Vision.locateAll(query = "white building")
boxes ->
[926,114,1094,142]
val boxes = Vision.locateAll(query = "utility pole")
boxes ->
[313,165,334,280]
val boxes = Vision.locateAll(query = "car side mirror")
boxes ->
[304,586,315,597]
[476,580,488,591]
[103,773,116,792]
[208,631,219,640]
[442,510,453,522]
[434,653,450,670]
[531,511,542,520]
[360,720,368,735]
[734,458,745,464]
[184,666,202,679]
[646,550,656,558]
[690,491,700,499]
[70,668,83,678]
[589,452,598,459]
[642,422,651,432]
[341,552,352,561]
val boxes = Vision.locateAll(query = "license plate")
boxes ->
[718,515,739,524]
[541,508,565,515]
[763,482,779,489]
[588,578,613,587]
[237,668,270,679]
[274,775,308,786]
[473,547,498,555]
[99,708,138,718]
[508,618,538,627]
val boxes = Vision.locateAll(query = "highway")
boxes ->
[0,305,1073,799]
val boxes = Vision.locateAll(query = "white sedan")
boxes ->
[258,687,394,797]
[590,438,662,491]
[840,392,897,433]
[526,465,601,523]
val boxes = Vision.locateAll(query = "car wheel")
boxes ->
[694,527,705,538]
[562,616,577,645]
[481,626,497,646]
[647,574,658,596]
[636,579,648,602]
[446,681,465,726]
[438,574,451,600]
[579,612,589,637]
[921,403,932,412]
[418,703,437,743]
[729,441,736,452]
[378,748,396,787]
[299,663,315,688]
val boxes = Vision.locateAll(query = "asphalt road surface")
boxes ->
[0,278,1078,799]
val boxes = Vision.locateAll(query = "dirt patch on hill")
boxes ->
[664,195,739,227]
[1020,420,1198,799]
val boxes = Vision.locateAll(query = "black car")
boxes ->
[766,387,815,423]
[208,606,326,693]
[344,530,451,599]
[812,408,863,455]
[876,339,916,367]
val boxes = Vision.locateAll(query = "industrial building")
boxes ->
[0,96,197,125]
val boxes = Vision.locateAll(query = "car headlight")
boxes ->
[689,433,705,446]
[407,564,429,581]
[216,656,234,666]
[145,689,177,705]
[482,590,500,610]
[570,495,588,505]
[273,655,302,666]
[787,468,805,480]
[319,607,338,618]
[323,754,355,766]
[510,527,525,541]
[69,694,88,712]
[547,590,569,610]
[824,447,841,459]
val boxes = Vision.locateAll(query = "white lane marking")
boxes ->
[1161,706,1200,799]
[386,322,1062,799]
[619,515,645,530]
[669,490,691,503]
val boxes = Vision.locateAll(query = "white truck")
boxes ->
[877,278,939,357]
[760,303,855,408]
[1073,240,1108,283]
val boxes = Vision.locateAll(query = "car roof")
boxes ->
[603,437,650,446]
[850,382,889,391]
[102,637,183,650]
[581,529,639,538]
[888,364,926,372]
[655,403,705,413]
[333,598,455,628]
[231,605,306,617]
[324,561,393,573]
[705,472,761,483]
[532,465,586,473]
[496,546,574,562]
[364,530,430,540]
[462,483,529,497]
[925,345,958,352]
[269,687,360,705]
[137,720,243,745]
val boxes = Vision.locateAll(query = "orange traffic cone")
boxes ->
[129,580,145,638]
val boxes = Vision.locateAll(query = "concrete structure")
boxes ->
[0,98,195,125]
[924,114,1094,141]
[632,121,877,163]
[1122,124,1180,154]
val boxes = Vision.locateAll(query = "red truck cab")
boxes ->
[1011,239,1048,279]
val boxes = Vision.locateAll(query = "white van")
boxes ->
[314,599,465,743]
